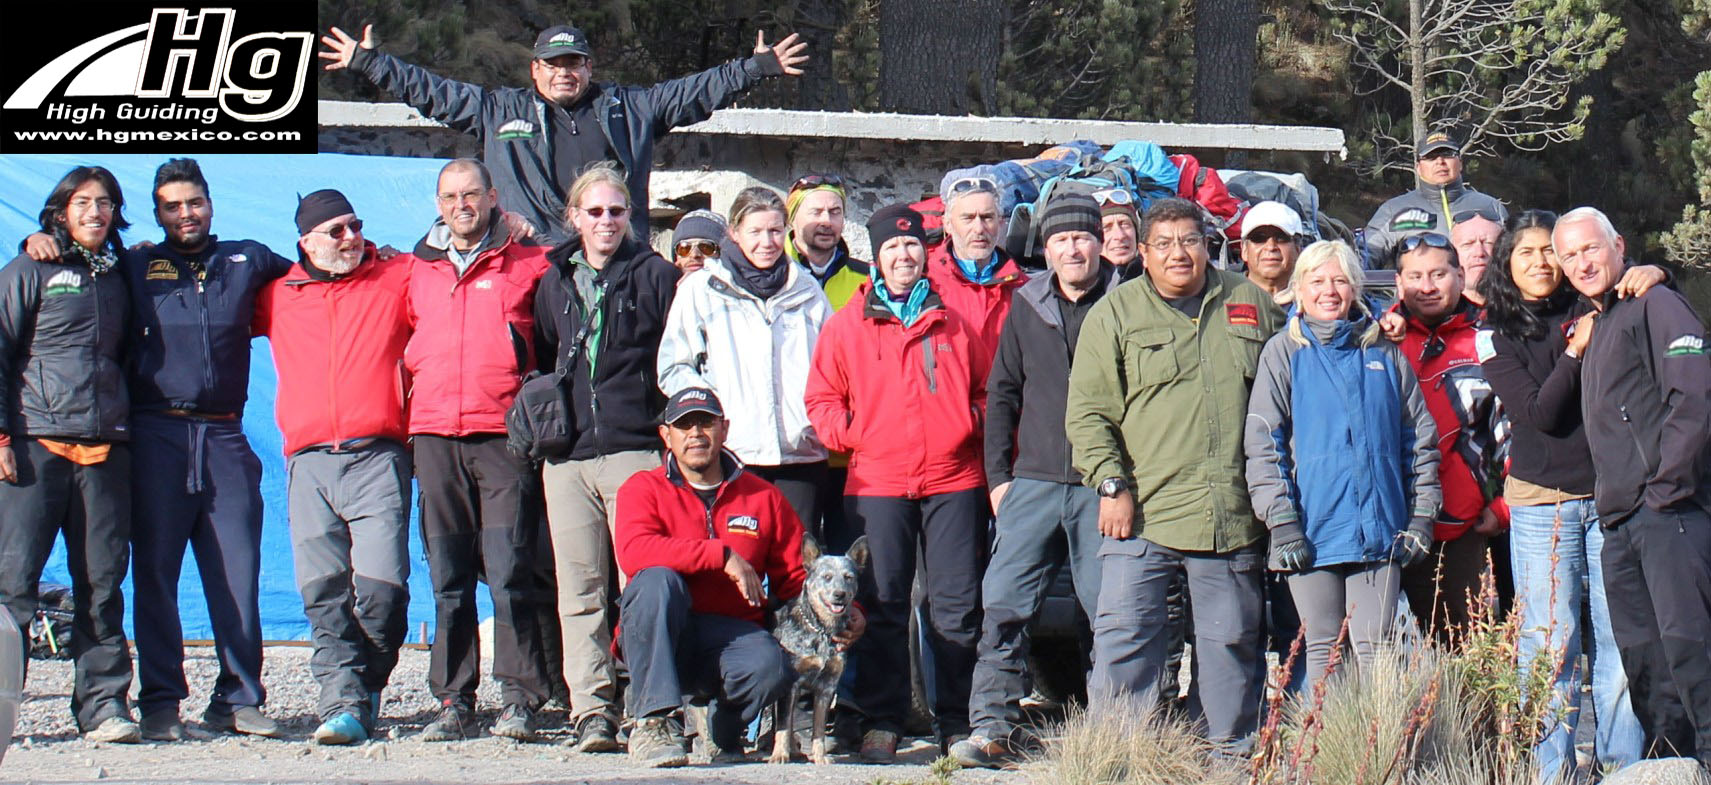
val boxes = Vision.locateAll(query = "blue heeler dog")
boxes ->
[768,535,869,764]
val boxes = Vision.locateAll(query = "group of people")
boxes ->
[0,17,1706,783]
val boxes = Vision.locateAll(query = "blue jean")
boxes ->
[1509,500,1642,782]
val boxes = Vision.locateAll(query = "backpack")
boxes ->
[29,584,74,660]
[1222,170,1324,241]
[1004,146,1175,264]
[909,195,946,248]
[1171,154,1247,240]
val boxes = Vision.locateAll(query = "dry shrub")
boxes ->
[1027,697,1239,785]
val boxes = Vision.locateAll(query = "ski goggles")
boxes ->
[945,175,1000,197]
[1092,188,1134,207]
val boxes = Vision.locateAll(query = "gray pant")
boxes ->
[541,449,661,725]
[286,442,412,722]
[1285,561,1400,692]
[1090,536,1264,744]
[968,478,1101,739]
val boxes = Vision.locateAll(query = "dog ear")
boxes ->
[800,532,822,565]
[845,536,870,573]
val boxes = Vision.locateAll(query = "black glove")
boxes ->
[1268,522,1314,572]
[1391,517,1434,568]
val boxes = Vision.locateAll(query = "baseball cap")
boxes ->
[533,25,591,60]
[660,387,724,425]
[1240,200,1304,239]
[1417,129,1461,158]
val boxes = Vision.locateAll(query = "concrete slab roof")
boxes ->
[318,100,1347,157]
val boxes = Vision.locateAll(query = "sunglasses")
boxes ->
[946,176,1000,196]
[675,240,718,257]
[1452,208,1502,224]
[1092,188,1133,206]
[1398,232,1452,253]
[313,218,364,239]
[580,205,628,218]
[790,174,846,193]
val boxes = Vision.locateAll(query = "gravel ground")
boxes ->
[2,647,1026,784]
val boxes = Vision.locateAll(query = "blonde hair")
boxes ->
[562,161,636,241]
[1282,240,1380,347]
[728,186,787,231]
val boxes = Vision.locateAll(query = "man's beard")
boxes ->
[320,251,363,275]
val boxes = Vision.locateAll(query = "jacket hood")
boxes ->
[697,256,822,309]
[1398,297,1479,335]
[1413,178,1468,203]
[1019,262,1115,327]
[663,447,745,489]
[293,240,380,283]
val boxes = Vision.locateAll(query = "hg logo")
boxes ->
[4,9,312,122]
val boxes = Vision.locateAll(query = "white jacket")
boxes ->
[657,258,833,465]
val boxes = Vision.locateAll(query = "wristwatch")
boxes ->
[1098,477,1129,499]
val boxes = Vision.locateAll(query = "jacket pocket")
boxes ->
[1228,326,1266,379]
[1122,328,1179,389]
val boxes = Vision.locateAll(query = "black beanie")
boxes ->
[1038,192,1104,243]
[866,204,928,258]
[295,189,356,235]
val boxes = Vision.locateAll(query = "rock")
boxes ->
[1603,759,1711,785]
[82,757,95,767]
[94,767,108,779]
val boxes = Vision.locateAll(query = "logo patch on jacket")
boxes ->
[1226,303,1259,326]
[1366,360,1386,371]
[227,253,247,264]
[1666,334,1706,356]
[146,259,179,281]
[496,119,537,141]
[1390,208,1435,233]
[43,269,86,296]
[1474,329,1496,363]
[725,514,761,537]
[475,280,494,290]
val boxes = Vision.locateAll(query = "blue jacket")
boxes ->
[123,238,292,416]
[1243,315,1441,568]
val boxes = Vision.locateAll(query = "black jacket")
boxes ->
[0,252,130,442]
[123,238,292,416]
[535,236,679,460]
[985,264,1114,487]
[1579,284,1711,524]
[352,47,782,247]
[1478,297,1597,496]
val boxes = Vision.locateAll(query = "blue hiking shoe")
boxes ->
[313,712,369,745]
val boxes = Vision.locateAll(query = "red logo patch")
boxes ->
[896,218,912,231]
[1226,303,1259,326]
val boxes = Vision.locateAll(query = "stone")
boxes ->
[1603,759,1710,785]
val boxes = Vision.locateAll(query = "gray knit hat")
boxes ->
[1037,192,1103,243]
[672,209,727,248]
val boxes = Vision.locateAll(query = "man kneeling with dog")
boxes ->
[614,387,864,767]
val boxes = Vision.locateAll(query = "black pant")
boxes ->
[749,462,829,546]
[415,434,548,709]
[0,439,134,731]
[1603,504,1711,764]
[1402,530,1489,647]
[619,568,794,749]
[847,488,988,738]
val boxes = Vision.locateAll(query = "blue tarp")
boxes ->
[0,152,494,641]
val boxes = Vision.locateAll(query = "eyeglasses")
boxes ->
[1398,232,1452,253]
[675,240,718,258]
[537,56,589,72]
[579,205,628,218]
[790,174,846,193]
[1092,188,1133,206]
[946,176,1000,196]
[437,189,488,204]
[1146,234,1206,252]
[313,218,364,239]
[68,196,116,212]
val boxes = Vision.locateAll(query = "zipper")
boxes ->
[1618,406,1655,472]
[195,268,215,400]
[921,332,938,393]
[90,269,106,435]
[327,285,340,441]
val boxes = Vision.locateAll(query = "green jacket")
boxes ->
[1066,268,1284,553]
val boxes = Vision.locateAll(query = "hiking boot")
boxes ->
[85,715,142,744]
[951,734,1017,768]
[140,711,186,742]
[569,713,619,753]
[490,704,538,742]
[629,716,689,768]
[419,701,474,742]
[313,712,369,745]
[203,705,282,738]
[365,691,382,731]
[859,729,899,764]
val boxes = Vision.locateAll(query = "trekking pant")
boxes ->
[1510,500,1641,781]
[1285,560,1400,691]
[129,413,266,717]
[1601,504,1711,765]
[848,489,988,739]
[286,440,412,723]
[0,438,134,731]
[1401,529,1489,647]
[415,434,547,709]
[968,478,1101,741]
[541,448,660,725]
[749,461,829,545]
[619,567,794,750]
[1090,537,1265,745]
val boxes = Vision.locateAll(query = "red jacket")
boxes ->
[615,451,806,627]
[925,243,1027,367]
[805,284,988,498]
[402,229,549,437]
[253,246,412,456]
[1396,303,1505,541]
